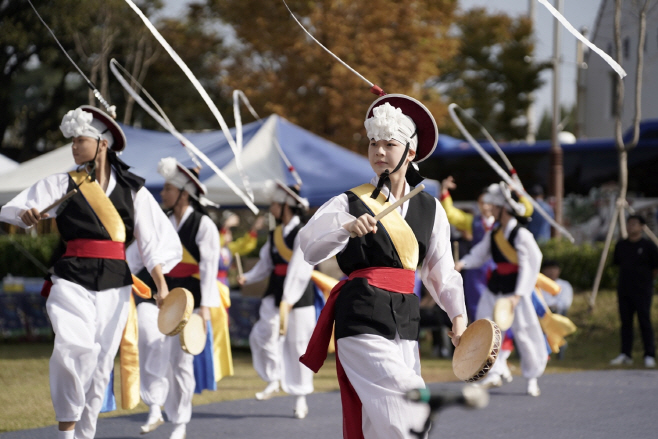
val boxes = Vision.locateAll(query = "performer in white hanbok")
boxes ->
[298,95,467,439]
[0,106,181,439]
[238,182,317,418]
[455,182,547,397]
[128,157,221,439]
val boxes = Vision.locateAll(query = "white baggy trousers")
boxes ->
[137,302,195,425]
[336,333,430,439]
[249,295,315,396]
[46,276,131,439]
[476,290,548,379]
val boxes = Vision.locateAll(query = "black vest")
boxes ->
[164,210,205,309]
[334,188,435,341]
[263,222,315,308]
[53,168,143,291]
[487,224,522,295]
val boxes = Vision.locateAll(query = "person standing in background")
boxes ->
[610,215,658,368]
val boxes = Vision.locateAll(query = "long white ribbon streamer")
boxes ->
[232,90,303,186]
[110,59,259,214]
[122,0,254,201]
[281,0,385,96]
[448,104,575,243]
[26,0,116,117]
[537,0,626,78]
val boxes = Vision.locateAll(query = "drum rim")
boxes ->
[180,313,206,355]
[157,287,194,336]
[452,319,502,382]
[493,297,515,332]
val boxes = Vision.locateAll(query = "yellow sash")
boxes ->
[68,171,126,242]
[119,294,140,409]
[493,227,561,295]
[273,225,294,262]
[349,184,419,270]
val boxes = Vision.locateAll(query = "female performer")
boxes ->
[299,95,467,439]
[0,106,181,439]
[455,182,547,396]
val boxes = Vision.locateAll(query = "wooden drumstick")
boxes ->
[40,189,78,216]
[349,184,425,238]
[235,252,244,277]
[453,240,459,261]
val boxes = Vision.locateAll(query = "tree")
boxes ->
[435,8,548,140]
[206,0,459,155]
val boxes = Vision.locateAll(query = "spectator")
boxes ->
[527,184,554,243]
[540,260,573,316]
[610,215,658,368]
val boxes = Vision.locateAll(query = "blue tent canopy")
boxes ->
[119,115,439,207]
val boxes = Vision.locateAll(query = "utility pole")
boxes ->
[575,26,588,138]
[526,0,537,144]
[550,0,564,235]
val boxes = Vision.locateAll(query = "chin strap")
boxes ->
[371,131,423,200]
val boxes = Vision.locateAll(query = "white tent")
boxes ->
[0,154,19,175]
[0,147,74,205]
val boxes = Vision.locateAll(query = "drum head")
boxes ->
[493,297,514,331]
[157,288,194,336]
[180,313,206,355]
[452,319,501,382]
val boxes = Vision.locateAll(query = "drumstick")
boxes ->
[40,189,78,216]
[235,252,243,277]
[350,184,425,238]
[453,240,459,261]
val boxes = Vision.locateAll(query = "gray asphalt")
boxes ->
[2,370,656,439]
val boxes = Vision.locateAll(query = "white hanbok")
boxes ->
[0,170,181,439]
[460,217,548,379]
[128,205,220,425]
[298,177,466,439]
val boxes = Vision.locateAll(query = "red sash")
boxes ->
[496,262,519,275]
[166,263,200,278]
[63,239,125,259]
[273,263,288,276]
[300,266,415,439]
[41,239,126,297]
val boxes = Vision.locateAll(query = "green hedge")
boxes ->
[0,234,61,278]
[539,239,617,291]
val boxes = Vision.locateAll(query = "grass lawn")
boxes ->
[1,289,655,433]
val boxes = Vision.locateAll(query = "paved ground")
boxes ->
[3,370,656,439]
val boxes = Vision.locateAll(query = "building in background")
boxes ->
[580,0,658,138]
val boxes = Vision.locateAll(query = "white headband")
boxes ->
[157,157,207,196]
[364,102,418,151]
[60,108,114,147]
[483,182,527,217]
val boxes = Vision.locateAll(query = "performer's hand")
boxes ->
[237,275,246,286]
[20,207,49,227]
[279,300,293,336]
[155,285,169,309]
[199,306,211,323]
[510,295,521,308]
[448,314,467,347]
[454,260,465,272]
[345,213,378,237]
[252,215,265,232]
[441,176,456,194]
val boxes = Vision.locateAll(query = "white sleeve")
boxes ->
[197,215,221,308]
[243,239,273,284]
[132,187,182,274]
[125,241,145,273]
[420,199,467,321]
[298,193,354,265]
[0,174,68,227]
[513,228,542,297]
[459,231,492,269]
[282,235,315,305]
